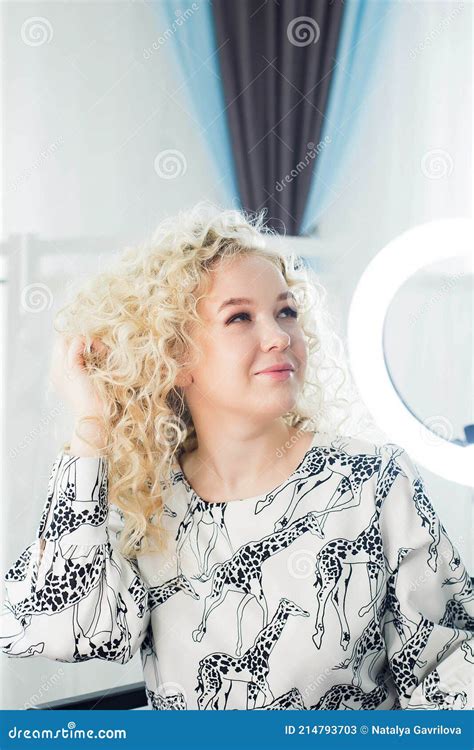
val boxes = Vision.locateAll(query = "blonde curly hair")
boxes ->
[54,201,379,559]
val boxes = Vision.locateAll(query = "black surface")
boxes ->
[29,681,147,710]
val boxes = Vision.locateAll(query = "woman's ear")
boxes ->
[174,369,193,388]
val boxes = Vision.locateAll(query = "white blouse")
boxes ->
[1,431,473,710]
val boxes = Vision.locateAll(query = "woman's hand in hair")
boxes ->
[49,333,109,421]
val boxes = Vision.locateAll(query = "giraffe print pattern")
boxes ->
[1,433,473,710]
[38,454,109,542]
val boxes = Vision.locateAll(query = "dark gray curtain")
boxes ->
[212,0,345,235]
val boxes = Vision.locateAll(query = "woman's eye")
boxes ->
[226,306,298,325]
[226,312,250,324]
[281,306,298,319]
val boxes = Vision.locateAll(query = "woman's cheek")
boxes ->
[296,349,308,380]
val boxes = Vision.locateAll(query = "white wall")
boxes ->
[2,0,225,242]
[0,0,471,710]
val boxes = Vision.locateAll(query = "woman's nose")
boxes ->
[259,322,291,349]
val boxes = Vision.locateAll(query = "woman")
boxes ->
[1,203,472,710]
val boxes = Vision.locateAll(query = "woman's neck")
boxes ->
[179,426,314,503]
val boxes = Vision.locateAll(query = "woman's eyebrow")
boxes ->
[217,291,295,313]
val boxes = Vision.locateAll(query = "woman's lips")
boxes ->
[256,369,293,381]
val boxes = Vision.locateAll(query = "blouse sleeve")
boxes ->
[0,451,150,664]
[377,443,473,710]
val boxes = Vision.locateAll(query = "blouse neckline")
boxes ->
[170,431,319,506]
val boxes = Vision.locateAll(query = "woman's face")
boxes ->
[178,255,308,423]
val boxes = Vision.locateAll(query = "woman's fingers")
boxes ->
[90,337,109,356]
[67,335,86,372]
[49,332,108,395]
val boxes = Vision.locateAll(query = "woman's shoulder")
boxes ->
[310,430,387,457]
[309,431,409,482]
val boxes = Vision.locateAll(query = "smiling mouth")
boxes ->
[256,367,294,374]
[255,369,295,380]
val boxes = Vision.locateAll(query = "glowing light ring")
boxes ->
[348,218,474,487]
